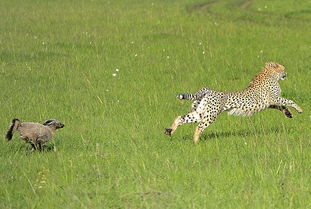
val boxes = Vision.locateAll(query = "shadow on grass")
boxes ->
[180,127,281,142]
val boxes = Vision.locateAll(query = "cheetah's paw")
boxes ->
[164,128,173,136]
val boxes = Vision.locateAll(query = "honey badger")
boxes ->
[6,119,64,151]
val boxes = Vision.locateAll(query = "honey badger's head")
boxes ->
[43,119,65,129]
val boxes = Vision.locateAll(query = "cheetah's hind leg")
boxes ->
[164,116,182,136]
[193,115,218,144]
[165,111,202,136]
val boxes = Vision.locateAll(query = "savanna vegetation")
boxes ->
[1,0,310,208]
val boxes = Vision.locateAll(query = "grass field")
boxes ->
[1,0,310,208]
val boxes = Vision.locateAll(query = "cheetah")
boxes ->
[164,62,303,144]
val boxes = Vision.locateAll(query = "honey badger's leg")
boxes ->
[35,140,42,151]
[30,137,41,151]
[37,142,43,151]
[269,105,292,118]
[30,143,37,151]
[164,111,202,136]
[33,138,45,151]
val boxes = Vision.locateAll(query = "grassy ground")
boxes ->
[0,0,310,208]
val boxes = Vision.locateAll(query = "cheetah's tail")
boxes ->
[176,93,195,100]
[6,119,20,140]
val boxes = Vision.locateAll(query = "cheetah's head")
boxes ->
[265,62,287,81]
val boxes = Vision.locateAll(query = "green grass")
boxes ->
[0,0,310,208]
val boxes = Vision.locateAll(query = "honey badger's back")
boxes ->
[6,118,64,151]
[18,122,54,143]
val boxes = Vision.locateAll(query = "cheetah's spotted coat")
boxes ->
[165,62,303,144]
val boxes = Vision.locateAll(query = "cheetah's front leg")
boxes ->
[274,97,303,113]
[269,105,293,118]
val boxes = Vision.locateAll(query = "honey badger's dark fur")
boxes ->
[6,119,64,151]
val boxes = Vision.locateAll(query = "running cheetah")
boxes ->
[165,62,303,144]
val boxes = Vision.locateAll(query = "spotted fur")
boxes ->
[165,62,303,144]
